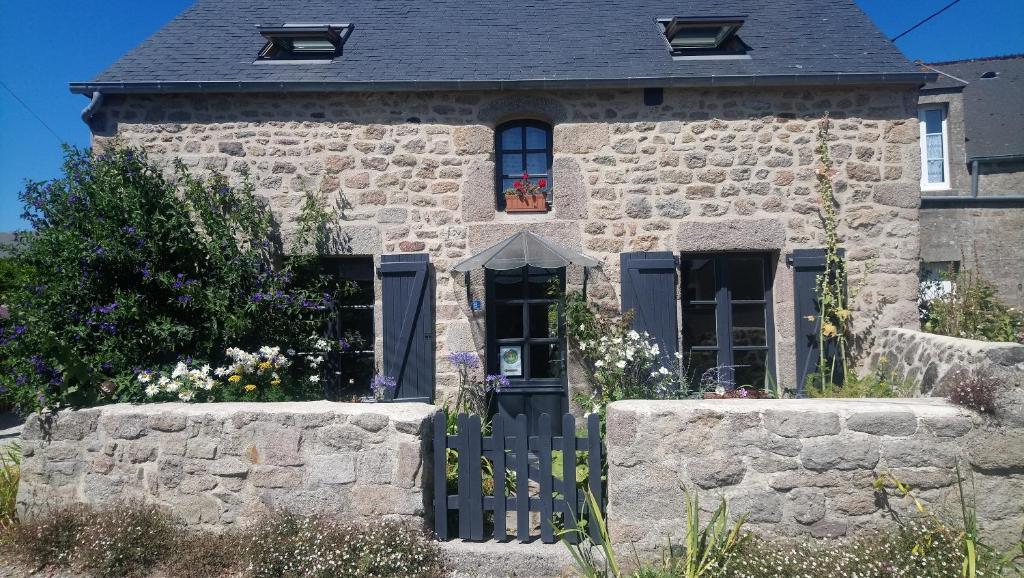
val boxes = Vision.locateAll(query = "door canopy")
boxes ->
[452,231,599,272]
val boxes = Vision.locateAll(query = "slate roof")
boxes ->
[922,55,1024,159]
[70,0,929,94]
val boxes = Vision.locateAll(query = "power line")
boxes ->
[0,79,65,144]
[892,0,964,42]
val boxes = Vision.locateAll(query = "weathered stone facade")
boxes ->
[91,87,923,396]
[16,402,436,532]
[606,399,1024,550]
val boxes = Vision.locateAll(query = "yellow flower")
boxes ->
[244,384,257,392]
[270,379,281,386]
[822,321,839,338]
[258,361,272,371]
[228,375,241,383]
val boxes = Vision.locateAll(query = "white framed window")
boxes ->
[919,106,950,190]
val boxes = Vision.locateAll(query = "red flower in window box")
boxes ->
[504,173,548,213]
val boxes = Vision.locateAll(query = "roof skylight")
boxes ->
[256,23,351,60]
[659,16,747,56]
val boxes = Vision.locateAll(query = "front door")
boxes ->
[486,266,568,434]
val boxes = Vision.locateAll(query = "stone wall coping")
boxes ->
[44,401,438,421]
[609,397,969,417]
[885,327,1024,352]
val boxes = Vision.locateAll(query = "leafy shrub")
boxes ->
[921,267,1024,344]
[0,145,343,413]
[244,511,446,578]
[806,357,918,399]
[945,369,1000,415]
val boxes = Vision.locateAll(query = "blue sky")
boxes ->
[1,0,1022,232]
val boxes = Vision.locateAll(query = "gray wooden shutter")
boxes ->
[620,251,679,364]
[381,253,435,402]
[789,248,845,394]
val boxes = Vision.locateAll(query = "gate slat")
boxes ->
[467,414,484,540]
[457,413,470,539]
[562,413,579,545]
[492,415,508,541]
[538,414,554,543]
[433,410,448,540]
[514,414,529,542]
[586,412,603,544]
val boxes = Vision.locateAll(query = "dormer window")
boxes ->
[256,24,351,60]
[659,17,747,56]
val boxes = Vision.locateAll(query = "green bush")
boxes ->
[0,145,342,413]
[921,267,1024,344]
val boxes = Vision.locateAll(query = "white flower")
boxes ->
[308,375,320,383]
[594,360,605,368]
[214,366,230,378]
[650,344,660,356]
[674,351,683,359]
[201,378,215,391]
[138,371,152,384]
[165,380,181,393]
[178,390,194,402]
[200,364,211,375]
[287,348,296,356]
[658,366,669,375]
[158,376,171,388]
[314,339,330,351]
[171,362,188,379]
[715,385,726,396]
[579,342,587,351]
[144,384,159,397]
[615,360,626,369]
[627,330,639,340]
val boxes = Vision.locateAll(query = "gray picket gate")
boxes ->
[432,411,604,544]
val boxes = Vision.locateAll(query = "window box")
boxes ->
[504,192,548,213]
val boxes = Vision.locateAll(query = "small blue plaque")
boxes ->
[470,299,482,311]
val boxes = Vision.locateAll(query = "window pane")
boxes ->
[501,127,522,150]
[336,309,374,350]
[682,305,717,347]
[684,350,719,388]
[526,153,548,176]
[731,304,767,346]
[683,258,716,301]
[926,134,944,160]
[495,303,524,338]
[527,273,558,299]
[528,302,560,338]
[502,154,524,176]
[924,109,943,134]
[493,273,522,300]
[733,350,768,388]
[529,343,563,379]
[727,257,765,300]
[501,179,517,193]
[525,126,547,149]
[325,352,374,399]
[927,160,945,184]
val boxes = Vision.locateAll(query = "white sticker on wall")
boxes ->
[499,345,522,377]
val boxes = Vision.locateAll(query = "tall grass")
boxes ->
[0,442,20,532]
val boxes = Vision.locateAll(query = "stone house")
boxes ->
[916,55,1024,307]
[72,0,932,428]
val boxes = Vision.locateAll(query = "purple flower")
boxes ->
[370,374,397,399]
[140,264,152,280]
[177,295,192,304]
[250,293,264,303]
[100,322,118,334]
[96,302,118,315]
[484,374,510,393]
[338,338,351,351]
[446,351,480,369]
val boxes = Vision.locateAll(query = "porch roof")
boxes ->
[452,231,599,272]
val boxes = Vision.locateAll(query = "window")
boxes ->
[486,266,566,387]
[919,106,950,190]
[495,120,553,209]
[316,257,375,399]
[919,261,958,301]
[658,16,747,57]
[681,253,774,388]
[256,23,351,61]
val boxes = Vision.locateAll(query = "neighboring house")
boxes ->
[70,0,932,423]
[917,55,1024,306]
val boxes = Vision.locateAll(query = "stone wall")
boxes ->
[606,399,1024,551]
[868,328,1024,424]
[91,87,923,395]
[16,402,437,532]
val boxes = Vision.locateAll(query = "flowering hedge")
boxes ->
[0,146,346,413]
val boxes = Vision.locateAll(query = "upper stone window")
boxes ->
[495,120,553,212]
[256,24,351,61]
[658,16,747,57]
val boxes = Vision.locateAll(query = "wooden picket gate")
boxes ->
[432,412,604,544]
